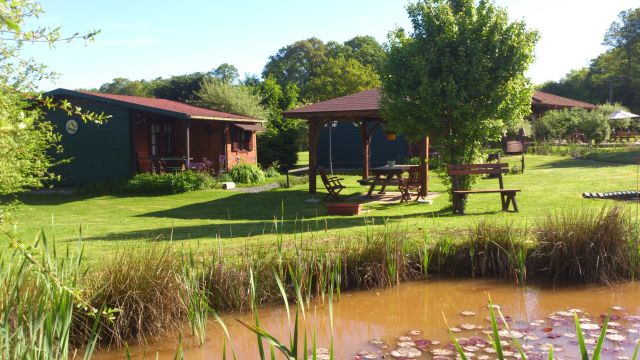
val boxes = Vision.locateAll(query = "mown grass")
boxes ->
[3,154,639,267]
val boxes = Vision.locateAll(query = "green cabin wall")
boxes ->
[47,100,132,186]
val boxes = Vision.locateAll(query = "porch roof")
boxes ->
[47,88,265,123]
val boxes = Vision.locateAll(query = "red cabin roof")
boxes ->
[48,88,264,122]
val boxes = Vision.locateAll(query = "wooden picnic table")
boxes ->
[364,165,418,197]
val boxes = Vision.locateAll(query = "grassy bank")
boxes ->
[4,154,640,267]
[3,204,639,356]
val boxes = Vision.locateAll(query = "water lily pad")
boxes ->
[612,306,625,311]
[606,328,619,334]
[431,348,454,356]
[460,323,477,330]
[357,350,380,359]
[463,346,480,352]
[450,327,462,332]
[397,341,416,348]
[524,335,539,341]
[563,333,577,338]
[432,356,451,360]
[368,339,384,345]
[461,310,477,316]
[580,323,600,331]
[432,340,441,345]
[397,336,412,342]
[625,315,640,322]
[606,334,626,342]
[413,339,432,348]
[407,329,422,336]
[545,333,562,339]
[568,308,583,313]
[391,348,422,359]
[484,348,497,354]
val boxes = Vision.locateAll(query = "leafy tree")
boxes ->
[306,57,380,102]
[533,107,613,144]
[195,78,267,119]
[540,7,640,113]
[380,0,538,203]
[256,77,301,168]
[0,0,102,196]
[152,72,209,102]
[0,91,61,195]
[210,63,239,84]
[343,35,387,70]
[97,77,154,97]
[263,36,385,103]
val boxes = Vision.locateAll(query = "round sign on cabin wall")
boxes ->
[65,119,78,134]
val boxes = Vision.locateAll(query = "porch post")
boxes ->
[308,119,324,194]
[419,136,430,197]
[360,118,369,179]
[185,121,191,168]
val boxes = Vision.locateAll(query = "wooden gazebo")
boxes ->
[283,89,429,196]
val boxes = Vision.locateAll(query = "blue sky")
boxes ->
[24,0,638,91]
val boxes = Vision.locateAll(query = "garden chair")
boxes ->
[398,167,422,203]
[318,167,346,200]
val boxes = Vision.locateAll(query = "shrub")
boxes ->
[263,165,280,178]
[227,164,266,184]
[79,171,216,195]
[534,107,610,144]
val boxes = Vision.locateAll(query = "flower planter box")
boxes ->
[326,203,362,216]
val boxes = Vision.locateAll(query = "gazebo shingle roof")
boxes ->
[284,88,597,118]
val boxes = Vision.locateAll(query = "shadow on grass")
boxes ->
[532,156,634,169]
[80,190,466,241]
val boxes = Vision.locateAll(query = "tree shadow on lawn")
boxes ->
[83,191,470,241]
[532,156,634,169]
[8,193,100,206]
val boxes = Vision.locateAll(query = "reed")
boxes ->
[531,205,633,284]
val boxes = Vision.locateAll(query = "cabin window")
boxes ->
[151,123,174,156]
[231,127,253,152]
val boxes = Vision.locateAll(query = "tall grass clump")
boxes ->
[0,229,104,360]
[531,205,633,284]
[81,246,186,346]
[463,220,529,284]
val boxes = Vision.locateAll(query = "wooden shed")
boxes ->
[46,89,264,186]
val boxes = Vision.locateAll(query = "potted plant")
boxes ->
[385,131,397,141]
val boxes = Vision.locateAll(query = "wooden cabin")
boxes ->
[46,89,264,186]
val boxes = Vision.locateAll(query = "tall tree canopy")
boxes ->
[540,7,640,112]
[380,0,538,196]
[262,36,385,102]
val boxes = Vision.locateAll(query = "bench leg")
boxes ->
[511,194,519,212]
[500,193,508,211]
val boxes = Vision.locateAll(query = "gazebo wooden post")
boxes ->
[419,136,430,197]
[308,119,325,194]
[360,118,369,179]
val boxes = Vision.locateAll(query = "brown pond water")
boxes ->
[93,278,640,359]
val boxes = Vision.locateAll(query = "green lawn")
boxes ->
[5,153,640,266]
[296,151,309,166]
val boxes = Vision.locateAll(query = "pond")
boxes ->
[93,278,640,359]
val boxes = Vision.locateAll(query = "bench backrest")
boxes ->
[448,163,509,175]
[448,163,509,191]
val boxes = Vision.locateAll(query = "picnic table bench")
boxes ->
[448,163,520,215]
[611,131,640,142]
[360,165,417,197]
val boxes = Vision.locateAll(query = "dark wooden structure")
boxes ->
[448,163,520,215]
[46,89,264,185]
[283,89,430,197]
[318,167,346,200]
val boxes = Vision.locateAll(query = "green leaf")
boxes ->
[574,313,589,360]
[592,313,609,360]
[488,299,505,360]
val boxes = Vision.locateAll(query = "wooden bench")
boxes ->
[285,166,309,188]
[448,163,520,215]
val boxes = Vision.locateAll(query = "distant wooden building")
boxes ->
[46,89,264,185]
